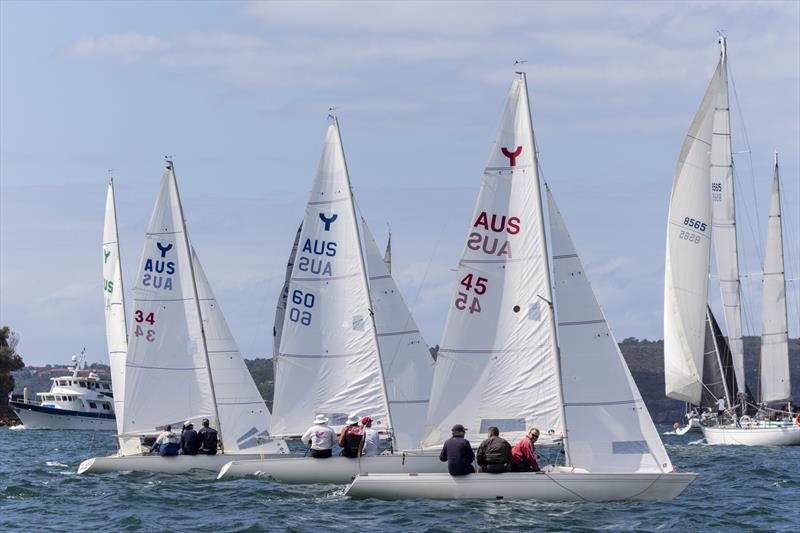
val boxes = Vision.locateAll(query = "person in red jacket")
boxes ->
[511,427,541,472]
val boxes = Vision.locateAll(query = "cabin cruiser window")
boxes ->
[102,403,111,410]
[89,402,97,409]
[79,382,85,388]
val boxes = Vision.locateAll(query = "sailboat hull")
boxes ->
[702,424,800,446]
[217,452,446,483]
[78,448,294,475]
[344,469,697,501]
[675,418,702,435]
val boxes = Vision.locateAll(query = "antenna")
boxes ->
[327,106,339,119]
[164,155,174,169]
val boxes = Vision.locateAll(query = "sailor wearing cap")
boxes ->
[439,424,476,476]
[361,416,380,457]
[301,414,337,458]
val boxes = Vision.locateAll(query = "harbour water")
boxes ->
[1,426,797,532]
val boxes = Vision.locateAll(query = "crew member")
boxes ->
[361,416,380,457]
[476,426,512,473]
[301,414,337,458]
[511,427,541,472]
[338,414,364,458]
[151,425,180,456]
[181,421,199,455]
[439,424,475,476]
[197,418,218,455]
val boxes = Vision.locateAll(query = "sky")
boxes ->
[1,0,798,366]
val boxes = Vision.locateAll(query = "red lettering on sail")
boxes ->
[501,146,522,167]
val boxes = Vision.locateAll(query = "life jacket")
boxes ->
[341,426,364,458]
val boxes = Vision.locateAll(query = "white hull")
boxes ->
[11,402,116,431]
[78,451,292,475]
[344,468,697,501]
[701,423,800,446]
[217,452,447,483]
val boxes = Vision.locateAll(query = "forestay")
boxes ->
[122,166,216,436]
[102,179,128,435]
[547,187,671,473]
[709,37,746,393]
[760,155,790,404]
[192,247,275,452]
[663,59,720,404]
[271,119,390,437]
[422,73,563,448]
[362,219,433,450]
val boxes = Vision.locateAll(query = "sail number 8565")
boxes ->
[289,289,315,326]
[683,217,707,232]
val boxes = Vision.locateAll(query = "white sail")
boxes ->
[102,179,128,435]
[273,223,303,361]
[422,73,564,448]
[270,119,391,436]
[191,247,275,452]
[663,59,720,404]
[383,230,392,274]
[547,187,672,473]
[362,218,433,450]
[760,154,790,404]
[710,37,746,392]
[122,165,217,436]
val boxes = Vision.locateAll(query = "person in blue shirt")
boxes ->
[439,424,475,476]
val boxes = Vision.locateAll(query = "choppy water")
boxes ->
[1,426,798,532]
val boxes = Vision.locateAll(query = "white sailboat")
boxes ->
[345,73,695,501]
[702,153,800,445]
[218,119,442,482]
[79,163,289,474]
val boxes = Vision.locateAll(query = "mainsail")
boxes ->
[102,179,128,434]
[663,54,720,404]
[759,154,790,404]
[362,218,433,450]
[192,247,275,452]
[270,119,391,436]
[422,73,564,448]
[122,164,218,438]
[547,186,671,473]
[709,37,746,392]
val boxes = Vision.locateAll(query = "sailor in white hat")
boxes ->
[301,414,337,458]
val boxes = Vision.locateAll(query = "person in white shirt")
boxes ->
[150,424,180,456]
[361,416,380,457]
[716,397,726,420]
[301,414,337,458]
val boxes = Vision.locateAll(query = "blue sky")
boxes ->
[1,0,798,366]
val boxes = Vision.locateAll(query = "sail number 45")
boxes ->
[134,309,156,342]
[455,273,487,314]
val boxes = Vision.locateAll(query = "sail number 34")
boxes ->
[455,273,487,314]
[133,309,156,342]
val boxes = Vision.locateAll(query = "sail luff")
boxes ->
[103,179,128,435]
[759,154,790,403]
[168,162,225,450]
[710,37,746,393]
[273,223,303,364]
[663,56,720,404]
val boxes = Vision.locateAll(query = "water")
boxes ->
[1,426,798,532]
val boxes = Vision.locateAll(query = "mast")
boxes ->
[521,72,570,465]
[333,115,395,448]
[167,160,224,452]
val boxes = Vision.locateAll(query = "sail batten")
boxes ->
[759,155,790,403]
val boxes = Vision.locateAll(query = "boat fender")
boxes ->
[795,414,800,428]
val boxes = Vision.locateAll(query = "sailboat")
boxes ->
[345,72,695,501]
[79,163,289,474]
[702,153,799,445]
[662,37,798,446]
[217,118,441,482]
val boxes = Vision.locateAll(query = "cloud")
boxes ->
[71,32,169,63]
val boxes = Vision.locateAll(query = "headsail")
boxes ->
[273,223,303,365]
[547,186,671,473]
[102,179,128,435]
[122,164,217,437]
[362,218,433,450]
[270,119,391,436]
[192,247,275,452]
[759,154,790,404]
[422,73,564,449]
[709,37,746,392]
[383,229,392,274]
[663,56,720,404]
